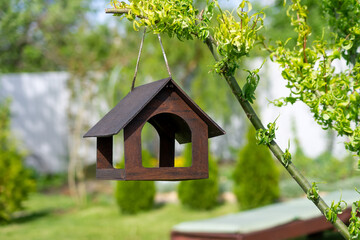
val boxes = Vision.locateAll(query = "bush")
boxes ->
[0,99,35,223]
[114,150,156,214]
[233,126,280,210]
[177,144,219,210]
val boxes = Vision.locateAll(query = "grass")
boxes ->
[1,170,357,240]
[0,191,347,240]
[0,193,237,240]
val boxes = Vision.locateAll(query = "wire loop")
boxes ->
[131,28,172,91]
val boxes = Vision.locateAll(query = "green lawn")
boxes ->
[0,193,237,240]
[0,192,345,240]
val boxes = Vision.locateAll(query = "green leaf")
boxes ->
[247,2,252,12]
[323,114,330,121]
[342,40,354,50]
[239,0,246,9]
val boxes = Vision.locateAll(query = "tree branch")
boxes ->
[206,41,350,240]
[105,8,130,14]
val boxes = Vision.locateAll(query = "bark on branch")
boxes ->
[105,8,130,14]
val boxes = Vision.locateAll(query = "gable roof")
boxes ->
[84,77,225,140]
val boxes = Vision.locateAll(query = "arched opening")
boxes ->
[141,122,160,168]
[141,113,192,168]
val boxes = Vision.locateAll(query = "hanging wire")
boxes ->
[131,29,173,91]
[157,34,172,78]
[131,27,147,91]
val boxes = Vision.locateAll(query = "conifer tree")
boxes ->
[233,126,280,210]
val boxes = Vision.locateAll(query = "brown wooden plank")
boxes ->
[96,169,125,180]
[159,129,175,167]
[171,231,240,240]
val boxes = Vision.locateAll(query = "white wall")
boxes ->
[0,72,70,173]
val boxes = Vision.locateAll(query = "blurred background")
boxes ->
[0,0,359,239]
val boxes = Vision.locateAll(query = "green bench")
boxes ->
[172,190,358,240]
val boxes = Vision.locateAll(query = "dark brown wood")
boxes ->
[171,207,352,240]
[158,128,175,167]
[96,169,125,180]
[85,78,222,181]
[97,137,113,168]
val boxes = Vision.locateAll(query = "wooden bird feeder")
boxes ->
[84,77,225,181]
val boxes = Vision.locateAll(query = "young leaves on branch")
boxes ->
[213,1,265,76]
[349,199,360,239]
[322,0,360,65]
[256,117,278,146]
[282,140,292,168]
[325,197,347,224]
[243,60,265,103]
[110,0,214,41]
[307,182,320,203]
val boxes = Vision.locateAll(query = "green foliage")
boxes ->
[314,152,359,182]
[307,182,320,203]
[0,99,35,223]
[30,172,68,192]
[322,0,360,65]
[177,144,219,210]
[0,0,87,72]
[264,0,327,48]
[213,1,265,76]
[325,197,347,224]
[349,198,360,239]
[255,118,278,146]
[233,126,280,210]
[270,0,360,160]
[111,0,265,77]
[242,60,265,103]
[292,150,359,183]
[111,0,214,41]
[282,141,292,168]
[114,150,156,214]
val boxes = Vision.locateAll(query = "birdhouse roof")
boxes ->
[84,77,225,140]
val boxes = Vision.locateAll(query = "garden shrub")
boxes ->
[233,126,280,210]
[177,144,220,210]
[0,99,35,223]
[115,150,156,214]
